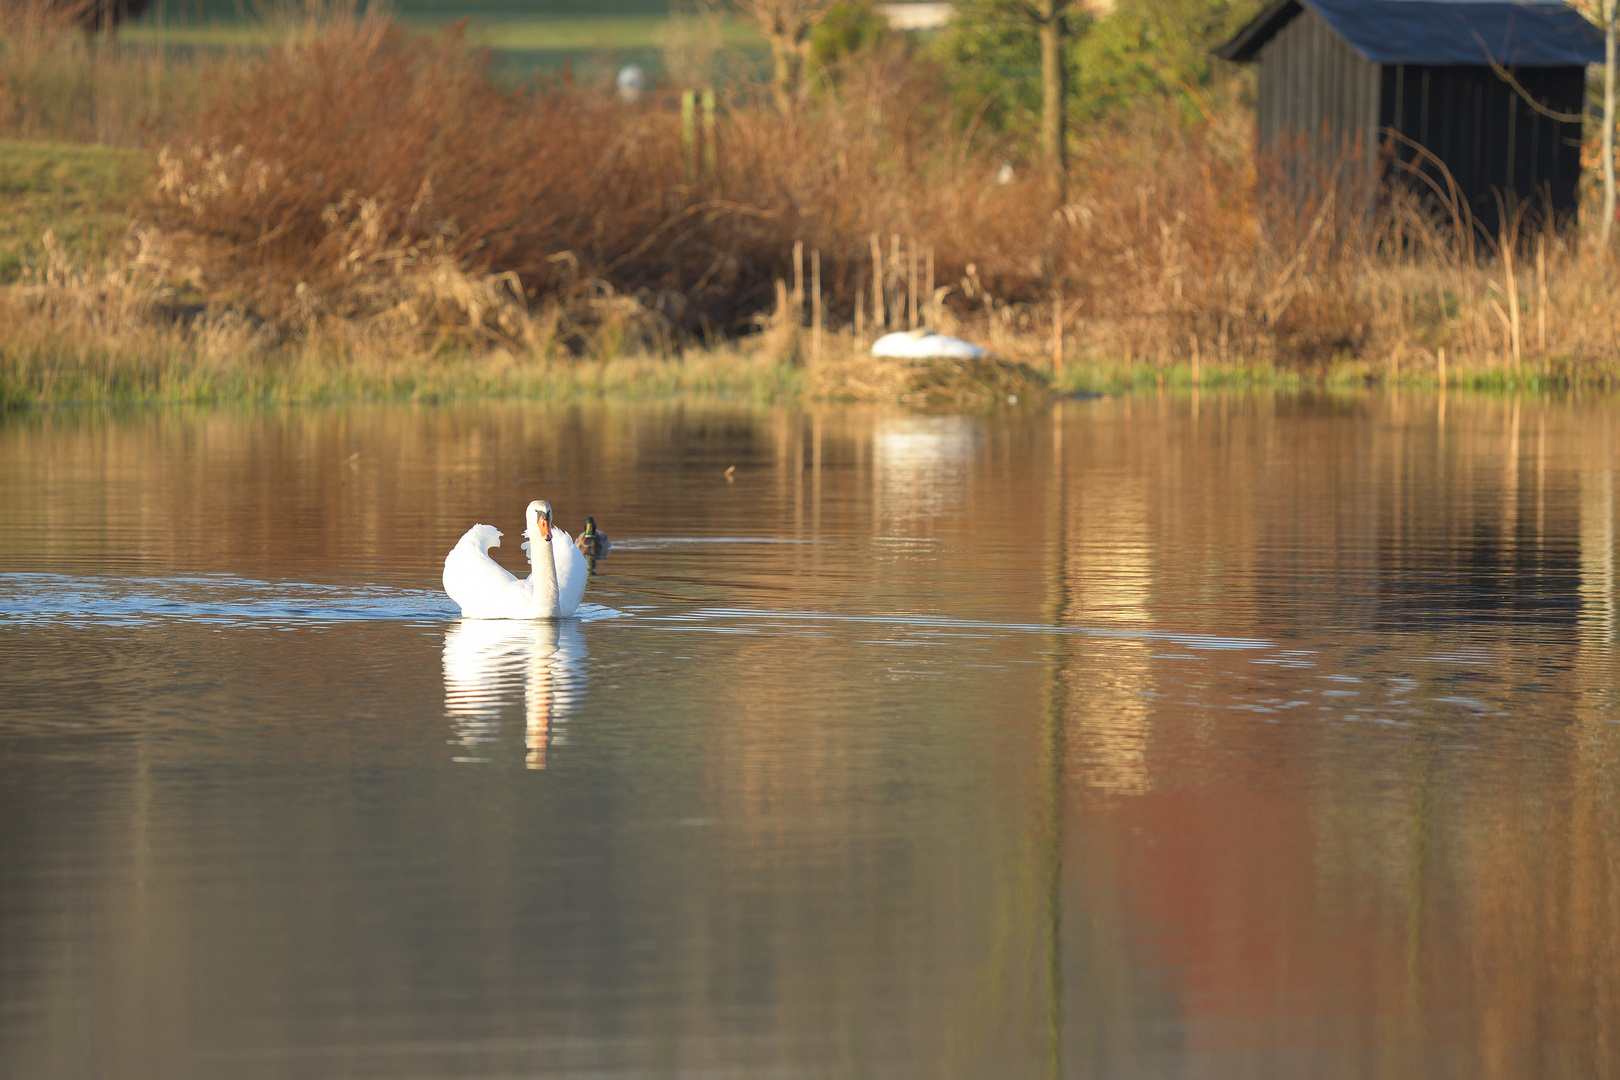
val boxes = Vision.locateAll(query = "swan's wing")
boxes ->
[444,525,531,618]
[551,528,589,616]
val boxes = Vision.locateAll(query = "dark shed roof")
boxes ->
[1215,0,1605,67]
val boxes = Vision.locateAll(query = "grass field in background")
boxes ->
[117,1,762,76]
[141,0,674,17]
[0,141,145,282]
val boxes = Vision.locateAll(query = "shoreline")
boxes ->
[3,137,1616,411]
[3,330,1612,412]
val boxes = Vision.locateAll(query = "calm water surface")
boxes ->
[1,394,1617,1079]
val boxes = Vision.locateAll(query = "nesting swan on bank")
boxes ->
[443,500,589,618]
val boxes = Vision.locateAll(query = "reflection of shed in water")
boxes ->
[1214,0,1604,235]
[1370,406,1610,631]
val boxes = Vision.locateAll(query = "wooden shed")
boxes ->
[1214,0,1605,236]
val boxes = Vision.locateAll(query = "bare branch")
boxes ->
[730,0,842,112]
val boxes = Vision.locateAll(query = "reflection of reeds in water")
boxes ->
[1580,468,1616,645]
[441,619,586,769]
[1064,480,1156,797]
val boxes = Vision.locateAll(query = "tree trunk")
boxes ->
[768,29,806,114]
[761,25,806,116]
[1038,0,1067,201]
[741,1,835,115]
[1604,0,1616,248]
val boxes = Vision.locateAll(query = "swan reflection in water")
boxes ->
[442,619,587,769]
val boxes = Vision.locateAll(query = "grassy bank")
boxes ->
[2,4,1619,409]
[7,281,1598,409]
[0,139,144,280]
[0,325,811,408]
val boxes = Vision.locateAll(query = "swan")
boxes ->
[576,517,611,557]
[443,500,588,619]
[871,329,987,360]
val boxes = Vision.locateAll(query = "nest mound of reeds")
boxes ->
[812,351,1049,405]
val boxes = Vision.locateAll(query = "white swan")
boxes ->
[871,329,987,359]
[443,500,589,618]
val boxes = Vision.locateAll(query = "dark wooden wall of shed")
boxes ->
[1256,4,1380,198]
[1380,65,1587,238]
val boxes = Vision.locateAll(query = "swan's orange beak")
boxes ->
[538,519,552,540]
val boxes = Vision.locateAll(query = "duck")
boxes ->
[575,516,611,558]
[443,500,588,619]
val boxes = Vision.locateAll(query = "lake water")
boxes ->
[1,393,1617,1079]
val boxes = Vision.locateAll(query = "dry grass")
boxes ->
[0,0,224,146]
[2,4,1619,406]
[0,283,808,408]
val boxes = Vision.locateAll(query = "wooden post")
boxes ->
[792,240,804,325]
[1190,333,1200,386]
[1052,293,1064,373]
[811,249,822,365]
[1438,346,1447,391]
[701,89,716,181]
[1537,232,1548,369]
[775,277,790,363]
[854,268,865,340]
[680,90,696,183]
[908,240,918,331]
[925,246,935,329]
[854,265,865,340]
[889,233,900,329]
[869,234,884,331]
[1503,238,1521,375]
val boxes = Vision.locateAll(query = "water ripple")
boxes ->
[645,606,1275,651]
[0,573,619,628]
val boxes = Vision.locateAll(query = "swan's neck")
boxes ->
[527,528,560,618]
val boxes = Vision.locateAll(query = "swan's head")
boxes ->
[526,500,553,540]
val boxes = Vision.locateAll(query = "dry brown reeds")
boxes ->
[0,0,220,145]
[139,19,1286,363]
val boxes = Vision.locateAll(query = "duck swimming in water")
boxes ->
[575,516,611,558]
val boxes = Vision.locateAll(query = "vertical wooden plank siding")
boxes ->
[1259,5,1588,233]
[1376,62,1586,234]
[1256,4,1379,198]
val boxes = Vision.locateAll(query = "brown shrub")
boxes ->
[146,18,1298,356]
[135,7,1620,377]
